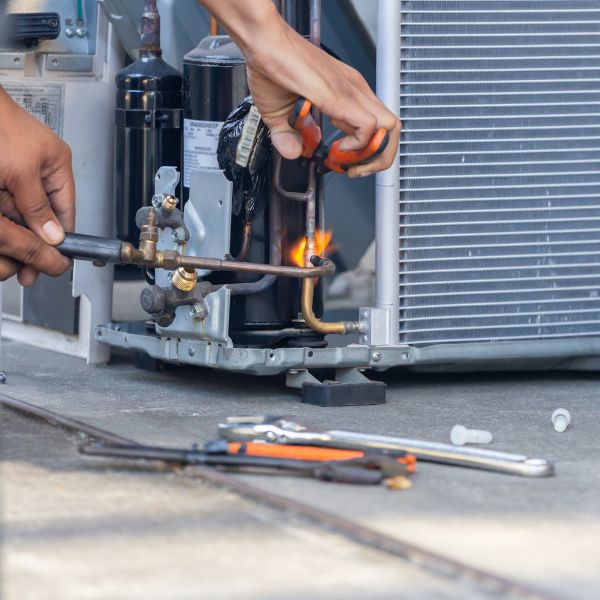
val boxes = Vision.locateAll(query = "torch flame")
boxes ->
[290,230,333,267]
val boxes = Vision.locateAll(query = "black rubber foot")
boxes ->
[133,352,163,372]
[301,381,386,407]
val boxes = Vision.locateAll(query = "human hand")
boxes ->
[0,89,74,286]
[243,18,401,177]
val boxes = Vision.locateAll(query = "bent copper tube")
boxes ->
[301,277,362,335]
[233,221,253,262]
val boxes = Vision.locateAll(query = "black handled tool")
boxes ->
[80,441,388,485]
[58,233,124,264]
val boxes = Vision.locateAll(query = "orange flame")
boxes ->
[290,230,333,267]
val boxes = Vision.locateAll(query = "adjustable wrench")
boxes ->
[218,417,554,478]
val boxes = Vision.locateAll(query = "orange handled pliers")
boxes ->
[224,441,417,474]
[289,97,390,174]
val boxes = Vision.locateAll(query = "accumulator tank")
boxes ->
[114,0,183,243]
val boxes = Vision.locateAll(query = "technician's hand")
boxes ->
[200,0,401,178]
[0,89,74,286]
[245,27,401,178]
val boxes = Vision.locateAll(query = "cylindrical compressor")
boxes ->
[182,35,248,201]
[114,0,183,243]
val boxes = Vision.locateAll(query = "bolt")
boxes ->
[152,194,164,209]
[190,303,207,320]
[359,335,367,345]
[187,347,195,357]
[75,27,87,38]
[0,372,7,384]
[450,425,493,446]
[372,351,382,362]
[65,27,75,37]
[552,408,571,433]
[171,227,187,244]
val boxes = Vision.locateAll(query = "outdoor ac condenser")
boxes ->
[379,0,600,370]
[100,1,600,381]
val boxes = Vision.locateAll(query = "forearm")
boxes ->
[198,0,286,61]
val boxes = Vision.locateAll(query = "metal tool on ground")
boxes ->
[289,97,389,173]
[80,441,405,486]
[206,439,416,474]
[219,416,554,478]
[450,424,493,446]
[551,408,571,433]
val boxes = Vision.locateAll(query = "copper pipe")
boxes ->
[301,278,362,335]
[140,0,161,57]
[209,16,219,36]
[234,221,252,261]
[119,241,335,279]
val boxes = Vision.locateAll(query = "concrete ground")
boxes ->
[1,340,600,600]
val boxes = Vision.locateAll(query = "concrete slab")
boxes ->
[2,410,485,600]
[2,340,599,599]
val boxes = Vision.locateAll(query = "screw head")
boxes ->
[372,351,382,362]
[190,303,207,320]
[75,27,87,38]
[65,27,75,37]
[187,347,196,357]
[171,227,186,244]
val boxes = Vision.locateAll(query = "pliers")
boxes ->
[289,97,389,174]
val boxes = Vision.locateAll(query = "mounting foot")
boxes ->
[286,368,386,407]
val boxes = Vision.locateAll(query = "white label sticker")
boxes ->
[183,119,224,187]
[3,82,64,137]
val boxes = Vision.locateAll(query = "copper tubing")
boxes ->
[209,16,219,36]
[140,0,161,57]
[177,254,334,279]
[234,221,252,261]
[119,241,334,279]
[301,278,362,335]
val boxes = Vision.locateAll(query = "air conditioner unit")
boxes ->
[99,0,600,404]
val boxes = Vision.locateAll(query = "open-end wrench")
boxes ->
[218,416,554,478]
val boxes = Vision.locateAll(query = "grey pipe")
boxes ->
[375,0,401,344]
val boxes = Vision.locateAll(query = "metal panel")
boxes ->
[399,0,600,346]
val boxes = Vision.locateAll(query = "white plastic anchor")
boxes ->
[552,408,571,433]
[450,424,493,446]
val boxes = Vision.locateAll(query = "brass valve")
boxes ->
[172,267,198,292]
[161,195,178,211]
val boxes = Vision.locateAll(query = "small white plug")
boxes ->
[552,408,571,433]
[450,424,493,446]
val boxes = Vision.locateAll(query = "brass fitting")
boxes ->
[172,267,198,292]
[139,207,159,263]
[161,195,178,211]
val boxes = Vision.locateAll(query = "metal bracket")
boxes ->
[286,369,321,390]
[154,166,180,197]
[335,368,373,385]
[359,306,391,346]
[46,54,94,72]
[0,53,25,70]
